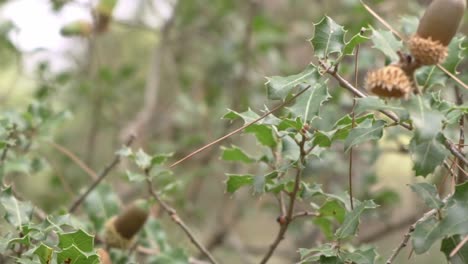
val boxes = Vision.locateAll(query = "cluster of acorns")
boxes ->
[365,0,466,99]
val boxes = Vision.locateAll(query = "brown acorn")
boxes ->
[409,0,466,65]
[365,65,414,99]
[104,200,149,249]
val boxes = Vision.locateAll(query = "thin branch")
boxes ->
[320,62,468,168]
[450,235,468,258]
[68,135,135,213]
[319,61,412,130]
[348,43,360,210]
[169,85,312,168]
[292,211,319,221]
[146,177,219,264]
[360,0,468,90]
[259,135,307,264]
[386,208,438,264]
[46,140,98,180]
[454,86,466,183]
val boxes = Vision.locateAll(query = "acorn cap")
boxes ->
[417,0,466,46]
[113,200,149,240]
[365,65,414,99]
[408,35,448,65]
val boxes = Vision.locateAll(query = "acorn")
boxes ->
[365,65,414,99]
[60,21,93,37]
[104,200,149,249]
[408,0,466,65]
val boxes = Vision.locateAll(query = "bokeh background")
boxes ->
[0,0,466,263]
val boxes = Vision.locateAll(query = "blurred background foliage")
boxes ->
[0,0,466,263]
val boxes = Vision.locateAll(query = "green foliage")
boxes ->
[0,2,467,264]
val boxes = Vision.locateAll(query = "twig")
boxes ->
[319,61,412,130]
[46,140,98,180]
[259,135,307,264]
[169,85,312,168]
[146,177,218,264]
[386,208,438,264]
[450,235,468,258]
[348,43,360,210]
[320,62,468,168]
[68,135,135,213]
[443,139,468,169]
[292,211,319,221]
[360,0,468,90]
[454,86,466,183]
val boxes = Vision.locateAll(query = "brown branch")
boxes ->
[146,177,218,264]
[68,135,135,213]
[454,86,466,183]
[47,140,98,180]
[386,208,438,264]
[320,62,468,169]
[259,135,307,264]
[292,211,319,221]
[450,235,468,258]
[169,85,312,168]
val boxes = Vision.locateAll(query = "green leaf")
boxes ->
[355,97,409,120]
[442,36,465,74]
[126,170,146,182]
[266,64,320,100]
[413,183,468,254]
[344,119,386,152]
[0,186,33,229]
[244,124,276,147]
[340,248,378,264]
[310,16,346,59]
[409,135,448,177]
[225,174,254,193]
[281,136,300,161]
[223,109,277,147]
[335,200,377,239]
[343,29,370,56]
[149,248,189,264]
[135,149,151,170]
[415,66,447,90]
[287,80,330,122]
[34,243,53,264]
[221,145,254,163]
[410,183,443,209]
[83,184,120,230]
[58,229,94,252]
[370,27,402,61]
[57,245,99,264]
[151,153,173,166]
[441,236,468,264]
[412,217,439,254]
[298,243,338,263]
